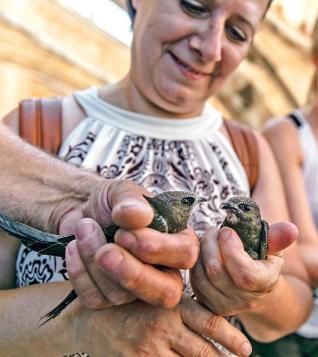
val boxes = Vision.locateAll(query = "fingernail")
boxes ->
[76,220,95,241]
[117,199,150,211]
[219,227,233,242]
[240,342,252,357]
[115,231,136,249]
[100,250,124,272]
[66,241,76,256]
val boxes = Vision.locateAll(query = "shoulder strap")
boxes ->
[18,98,62,154]
[223,119,259,194]
[288,112,303,128]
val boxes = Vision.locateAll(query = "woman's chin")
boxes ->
[155,83,202,115]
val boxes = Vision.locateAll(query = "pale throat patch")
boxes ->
[227,212,239,225]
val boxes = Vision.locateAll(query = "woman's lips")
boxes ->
[169,52,208,80]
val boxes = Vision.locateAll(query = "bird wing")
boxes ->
[0,212,72,257]
[259,220,269,260]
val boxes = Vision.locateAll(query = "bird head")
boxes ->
[221,196,261,226]
[144,191,206,231]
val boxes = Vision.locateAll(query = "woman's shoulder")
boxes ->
[263,114,303,165]
[1,92,87,140]
[263,115,300,143]
[61,93,87,141]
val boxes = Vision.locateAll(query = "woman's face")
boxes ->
[129,0,269,116]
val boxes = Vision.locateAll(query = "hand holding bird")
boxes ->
[0,190,205,323]
[191,196,298,317]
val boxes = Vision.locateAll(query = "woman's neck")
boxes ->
[98,77,205,119]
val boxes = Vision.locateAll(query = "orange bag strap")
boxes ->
[223,119,259,194]
[18,97,62,155]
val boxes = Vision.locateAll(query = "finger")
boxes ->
[66,240,110,309]
[74,219,135,306]
[108,180,154,229]
[219,228,283,292]
[200,226,227,283]
[171,329,223,357]
[95,243,184,308]
[83,179,153,229]
[180,296,252,357]
[115,227,199,269]
[267,222,298,255]
[190,259,237,316]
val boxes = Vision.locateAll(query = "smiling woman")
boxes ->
[0,0,313,355]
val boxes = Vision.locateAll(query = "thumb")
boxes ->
[84,179,154,229]
[267,221,298,255]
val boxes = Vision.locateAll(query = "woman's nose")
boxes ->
[190,19,223,63]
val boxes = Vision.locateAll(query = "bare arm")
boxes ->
[264,118,318,285]
[238,132,311,340]
[0,121,105,231]
[0,285,252,356]
[191,132,312,342]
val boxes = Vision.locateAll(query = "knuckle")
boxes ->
[125,267,147,290]
[195,342,215,357]
[106,290,134,306]
[204,315,223,336]
[182,240,200,269]
[233,269,258,290]
[67,262,85,281]
[138,238,160,256]
[82,290,107,310]
[160,286,182,308]
[204,262,223,281]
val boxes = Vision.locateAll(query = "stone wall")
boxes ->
[0,0,315,128]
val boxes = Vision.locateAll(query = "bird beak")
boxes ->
[198,196,207,204]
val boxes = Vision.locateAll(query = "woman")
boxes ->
[1,0,312,355]
[253,19,318,356]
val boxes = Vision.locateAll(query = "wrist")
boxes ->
[46,171,106,233]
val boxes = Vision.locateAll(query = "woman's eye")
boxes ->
[180,0,209,18]
[226,23,247,43]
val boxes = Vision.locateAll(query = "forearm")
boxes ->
[0,124,104,231]
[239,275,312,342]
[0,281,81,356]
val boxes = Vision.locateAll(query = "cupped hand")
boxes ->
[61,179,199,309]
[72,294,252,357]
[190,222,298,316]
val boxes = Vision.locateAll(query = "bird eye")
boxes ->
[239,203,251,212]
[181,197,195,206]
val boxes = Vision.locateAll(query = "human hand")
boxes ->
[60,179,199,309]
[190,222,297,316]
[72,294,252,357]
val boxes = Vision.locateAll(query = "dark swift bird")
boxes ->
[0,191,206,324]
[221,196,268,260]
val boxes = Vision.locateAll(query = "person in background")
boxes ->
[252,17,318,357]
[0,0,313,355]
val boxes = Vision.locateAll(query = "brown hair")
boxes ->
[312,17,318,58]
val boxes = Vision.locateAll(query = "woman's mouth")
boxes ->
[169,52,206,80]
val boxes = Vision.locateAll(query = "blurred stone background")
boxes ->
[0,0,317,128]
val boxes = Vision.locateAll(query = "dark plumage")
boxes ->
[0,191,205,324]
[221,196,268,260]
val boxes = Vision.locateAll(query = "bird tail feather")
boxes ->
[40,290,78,326]
[0,212,74,257]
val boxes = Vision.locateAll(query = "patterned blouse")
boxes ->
[16,87,249,294]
